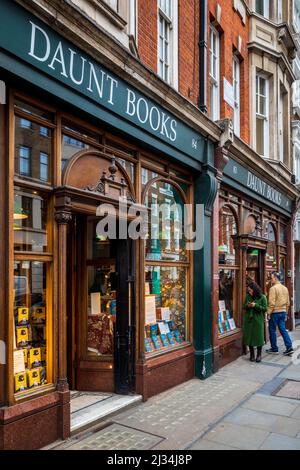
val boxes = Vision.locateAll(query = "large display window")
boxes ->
[218,204,239,336]
[12,97,54,397]
[143,177,191,354]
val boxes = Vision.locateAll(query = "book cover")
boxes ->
[151,334,162,349]
[145,337,154,353]
[32,306,46,323]
[172,330,183,344]
[27,368,41,388]
[160,334,169,347]
[15,372,27,393]
[16,327,29,347]
[17,307,29,325]
[167,332,175,345]
[28,348,41,369]
[150,324,158,336]
[218,322,224,334]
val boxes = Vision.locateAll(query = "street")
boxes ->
[48,326,300,451]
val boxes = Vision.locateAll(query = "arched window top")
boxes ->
[219,205,238,266]
[143,178,187,262]
[266,222,277,242]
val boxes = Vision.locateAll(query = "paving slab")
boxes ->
[278,364,300,382]
[217,358,284,384]
[112,376,261,449]
[189,439,239,450]
[242,394,299,417]
[260,433,300,450]
[275,380,300,400]
[204,422,269,450]
[292,406,300,419]
[224,408,300,437]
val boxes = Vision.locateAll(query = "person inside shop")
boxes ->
[243,281,268,363]
[266,272,294,356]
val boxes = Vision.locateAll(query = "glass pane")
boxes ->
[13,261,49,394]
[144,265,187,353]
[218,269,238,335]
[145,180,187,262]
[15,116,52,183]
[61,135,93,171]
[116,158,135,183]
[14,99,53,122]
[86,218,116,357]
[14,187,48,253]
[218,206,237,265]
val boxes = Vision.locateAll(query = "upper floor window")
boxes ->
[295,144,300,183]
[209,25,220,122]
[233,56,241,137]
[256,74,269,157]
[104,0,118,10]
[158,0,178,88]
[256,0,270,19]
[294,0,300,31]
[19,146,31,177]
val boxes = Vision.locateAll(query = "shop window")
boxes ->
[218,205,239,335]
[86,218,116,358]
[280,224,287,245]
[13,261,50,394]
[116,157,135,183]
[14,187,48,253]
[145,180,187,262]
[15,116,52,183]
[14,99,54,122]
[145,265,187,352]
[218,205,237,265]
[144,180,190,354]
[61,135,92,170]
[266,223,277,270]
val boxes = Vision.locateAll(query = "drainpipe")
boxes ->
[199,0,208,113]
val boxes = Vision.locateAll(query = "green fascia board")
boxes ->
[0,50,204,170]
[222,175,293,217]
[0,0,206,166]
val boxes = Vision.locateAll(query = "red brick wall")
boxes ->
[137,0,158,73]
[207,1,250,143]
[137,1,199,107]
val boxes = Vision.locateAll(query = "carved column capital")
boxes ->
[215,146,229,182]
[55,211,72,225]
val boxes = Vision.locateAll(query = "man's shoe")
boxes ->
[283,348,294,356]
[265,348,279,355]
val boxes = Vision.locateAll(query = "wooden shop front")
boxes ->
[0,0,219,449]
[212,155,295,370]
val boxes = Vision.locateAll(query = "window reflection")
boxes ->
[218,206,237,265]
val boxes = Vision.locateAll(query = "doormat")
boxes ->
[273,380,300,400]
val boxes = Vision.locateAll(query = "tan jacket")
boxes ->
[268,283,290,315]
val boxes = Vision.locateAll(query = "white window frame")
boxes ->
[104,0,118,11]
[278,0,283,22]
[128,0,137,40]
[233,56,241,137]
[209,24,220,122]
[256,0,270,19]
[295,143,300,183]
[256,73,270,158]
[157,0,178,89]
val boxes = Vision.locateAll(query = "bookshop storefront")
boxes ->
[213,156,295,369]
[0,0,218,449]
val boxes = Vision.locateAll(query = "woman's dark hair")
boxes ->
[248,281,262,298]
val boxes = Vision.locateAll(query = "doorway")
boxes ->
[67,214,136,395]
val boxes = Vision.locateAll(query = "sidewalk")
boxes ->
[49,327,300,451]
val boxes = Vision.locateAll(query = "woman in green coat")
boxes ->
[243,282,268,363]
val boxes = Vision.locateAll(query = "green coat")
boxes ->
[243,294,267,347]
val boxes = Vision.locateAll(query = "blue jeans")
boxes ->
[269,313,293,351]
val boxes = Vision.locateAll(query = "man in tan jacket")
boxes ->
[266,272,294,356]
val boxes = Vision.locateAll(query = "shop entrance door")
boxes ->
[246,248,264,287]
[67,214,136,394]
